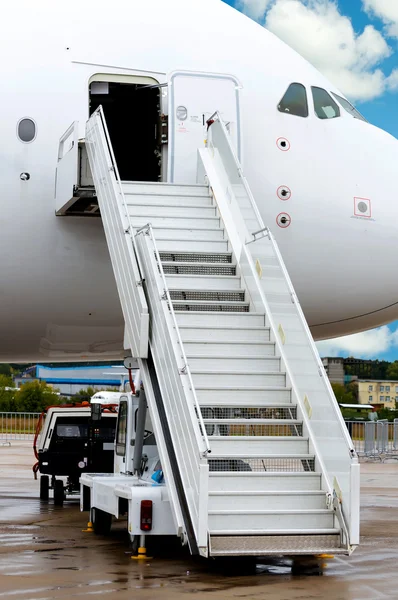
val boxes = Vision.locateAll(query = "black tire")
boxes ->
[92,507,112,536]
[40,475,49,501]
[53,479,64,506]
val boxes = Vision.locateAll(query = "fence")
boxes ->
[346,420,398,461]
[0,412,40,445]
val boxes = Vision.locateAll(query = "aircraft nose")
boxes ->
[279,116,398,340]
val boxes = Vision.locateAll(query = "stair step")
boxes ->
[208,454,315,472]
[182,341,275,356]
[201,406,298,419]
[203,419,302,436]
[165,275,242,291]
[175,312,265,327]
[209,533,345,556]
[209,437,309,455]
[208,472,321,491]
[122,182,209,197]
[159,251,233,264]
[131,216,220,229]
[137,227,226,241]
[180,325,270,342]
[156,239,229,253]
[125,194,213,206]
[190,356,280,373]
[129,204,217,218]
[188,356,279,371]
[203,418,300,424]
[170,290,245,302]
[172,300,249,312]
[209,510,335,533]
[162,262,237,276]
[197,387,291,404]
[191,371,286,387]
[208,491,327,511]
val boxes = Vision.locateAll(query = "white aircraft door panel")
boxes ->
[168,71,241,183]
[55,121,79,215]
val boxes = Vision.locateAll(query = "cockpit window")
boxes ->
[331,92,367,122]
[312,87,340,119]
[278,83,308,118]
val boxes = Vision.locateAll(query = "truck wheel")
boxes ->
[53,479,64,506]
[92,507,112,535]
[40,475,49,501]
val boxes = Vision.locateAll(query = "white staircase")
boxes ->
[85,107,359,558]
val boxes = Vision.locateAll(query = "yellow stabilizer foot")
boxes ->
[131,547,153,560]
[82,521,94,532]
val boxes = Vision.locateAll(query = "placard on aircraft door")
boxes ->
[168,71,241,183]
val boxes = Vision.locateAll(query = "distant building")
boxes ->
[322,357,345,385]
[14,364,132,397]
[357,380,398,410]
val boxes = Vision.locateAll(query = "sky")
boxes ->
[223,0,398,362]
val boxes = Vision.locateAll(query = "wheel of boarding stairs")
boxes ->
[39,475,49,501]
[53,479,65,506]
[291,556,324,576]
[92,507,112,536]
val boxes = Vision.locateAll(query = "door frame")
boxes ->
[167,70,242,183]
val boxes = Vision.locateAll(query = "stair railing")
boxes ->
[85,106,149,358]
[200,111,359,548]
[136,223,211,457]
[135,223,210,556]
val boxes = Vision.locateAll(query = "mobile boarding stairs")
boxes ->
[81,107,359,558]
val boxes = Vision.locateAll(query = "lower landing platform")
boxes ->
[210,534,350,556]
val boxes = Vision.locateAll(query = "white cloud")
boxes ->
[387,68,398,91]
[316,326,398,359]
[239,0,398,102]
[363,0,398,38]
[264,0,396,102]
[237,0,273,19]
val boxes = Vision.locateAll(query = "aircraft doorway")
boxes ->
[89,80,161,182]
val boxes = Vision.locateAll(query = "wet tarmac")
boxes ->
[1,442,398,599]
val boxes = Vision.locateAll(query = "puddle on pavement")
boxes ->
[2,443,398,599]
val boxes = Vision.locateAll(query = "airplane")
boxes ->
[1,0,397,363]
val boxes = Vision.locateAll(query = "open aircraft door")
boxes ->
[167,71,242,183]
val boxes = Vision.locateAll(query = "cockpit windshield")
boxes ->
[312,87,340,120]
[331,92,367,122]
[278,83,308,118]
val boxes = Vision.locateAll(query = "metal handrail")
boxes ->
[207,111,264,230]
[94,106,146,279]
[92,106,210,455]
[265,229,356,455]
[207,111,356,456]
[135,223,211,457]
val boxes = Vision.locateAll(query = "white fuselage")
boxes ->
[1,0,398,362]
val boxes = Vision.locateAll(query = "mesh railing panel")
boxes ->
[159,252,232,263]
[203,423,303,437]
[208,457,315,472]
[173,303,249,312]
[170,290,245,302]
[201,407,297,420]
[162,264,236,276]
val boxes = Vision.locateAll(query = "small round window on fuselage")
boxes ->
[17,118,36,143]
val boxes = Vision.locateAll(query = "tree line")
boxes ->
[0,375,61,412]
[344,359,398,381]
